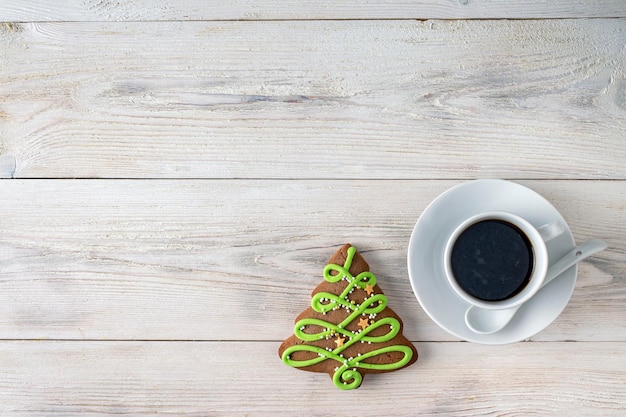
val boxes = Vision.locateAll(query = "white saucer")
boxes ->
[407,179,577,344]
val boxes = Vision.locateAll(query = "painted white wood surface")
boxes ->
[0,20,625,178]
[0,2,625,415]
[0,180,622,343]
[0,341,624,416]
[1,0,625,21]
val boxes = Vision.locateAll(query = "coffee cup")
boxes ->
[443,211,563,311]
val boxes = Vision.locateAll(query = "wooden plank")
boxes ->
[0,179,622,342]
[0,340,624,415]
[1,0,625,21]
[1,20,625,179]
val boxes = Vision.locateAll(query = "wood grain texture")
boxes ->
[0,341,624,416]
[1,0,625,21]
[1,3,625,414]
[0,179,621,342]
[1,20,625,179]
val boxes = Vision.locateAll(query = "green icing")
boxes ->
[282,246,414,390]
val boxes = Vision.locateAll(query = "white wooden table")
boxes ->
[1,1,625,415]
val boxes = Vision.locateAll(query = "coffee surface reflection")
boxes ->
[450,220,534,302]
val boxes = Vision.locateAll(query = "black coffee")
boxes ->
[450,219,534,302]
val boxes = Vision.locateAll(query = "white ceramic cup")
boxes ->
[443,211,563,311]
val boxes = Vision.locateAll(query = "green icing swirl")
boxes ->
[282,246,414,390]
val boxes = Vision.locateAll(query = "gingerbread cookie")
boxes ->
[279,244,418,390]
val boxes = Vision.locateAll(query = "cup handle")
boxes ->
[536,220,565,242]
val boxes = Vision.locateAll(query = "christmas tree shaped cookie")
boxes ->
[279,244,417,390]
